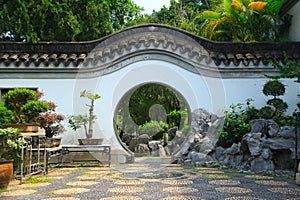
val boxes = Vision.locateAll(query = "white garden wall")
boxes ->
[0,25,299,163]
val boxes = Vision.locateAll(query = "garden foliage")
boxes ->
[137,120,169,140]
[0,128,24,168]
[1,88,65,137]
[218,99,254,148]
[219,78,293,148]
[2,88,49,124]
[0,102,14,127]
[168,110,188,128]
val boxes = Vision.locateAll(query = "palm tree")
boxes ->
[197,0,284,41]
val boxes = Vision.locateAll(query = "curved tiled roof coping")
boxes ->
[0,24,299,67]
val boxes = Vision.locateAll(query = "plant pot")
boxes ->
[78,138,103,145]
[3,124,39,132]
[45,138,62,148]
[0,160,13,189]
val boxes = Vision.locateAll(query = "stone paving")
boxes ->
[1,157,300,200]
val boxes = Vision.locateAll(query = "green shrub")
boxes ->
[168,110,188,128]
[218,99,255,148]
[219,79,293,148]
[138,121,169,140]
[0,102,14,127]
[0,128,24,169]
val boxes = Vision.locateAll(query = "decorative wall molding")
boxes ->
[0,24,299,79]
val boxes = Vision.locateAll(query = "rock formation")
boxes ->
[172,109,298,176]
[217,119,297,175]
[171,108,224,166]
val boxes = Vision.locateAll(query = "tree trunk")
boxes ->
[88,99,94,138]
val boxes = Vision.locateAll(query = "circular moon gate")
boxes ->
[113,82,191,152]
[102,58,225,163]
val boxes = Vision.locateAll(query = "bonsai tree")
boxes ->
[68,90,101,138]
[2,88,49,124]
[261,79,288,119]
[37,101,65,138]
[2,88,65,136]
[259,79,293,126]
[68,115,89,138]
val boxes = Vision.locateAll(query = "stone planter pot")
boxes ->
[78,138,103,145]
[0,160,13,189]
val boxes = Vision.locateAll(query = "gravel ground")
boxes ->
[1,157,299,200]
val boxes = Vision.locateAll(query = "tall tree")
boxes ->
[0,0,142,42]
[126,0,222,34]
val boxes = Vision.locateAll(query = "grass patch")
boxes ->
[0,188,9,193]
[202,174,233,179]
[25,177,53,184]
[82,171,91,175]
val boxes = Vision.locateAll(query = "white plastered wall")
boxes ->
[0,60,298,163]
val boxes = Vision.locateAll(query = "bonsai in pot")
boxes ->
[68,90,102,145]
[2,88,65,141]
[2,88,49,132]
[37,101,66,148]
[0,128,24,189]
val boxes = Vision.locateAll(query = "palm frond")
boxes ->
[263,0,284,14]
[223,0,234,16]
[206,17,227,39]
[196,10,222,20]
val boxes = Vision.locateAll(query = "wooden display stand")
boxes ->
[61,145,111,166]
[19,132,46,183]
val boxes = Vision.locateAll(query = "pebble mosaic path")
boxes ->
[1,157,300,200]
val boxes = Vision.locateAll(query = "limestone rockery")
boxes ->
[172,109,298,176]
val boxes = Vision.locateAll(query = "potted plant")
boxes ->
[37,101,65,147]
[0,128,24,189]
[2,88,65,143]
[2,88,49,133]
[68,90,103,145]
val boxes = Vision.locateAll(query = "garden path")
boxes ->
[1,157,299,199]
